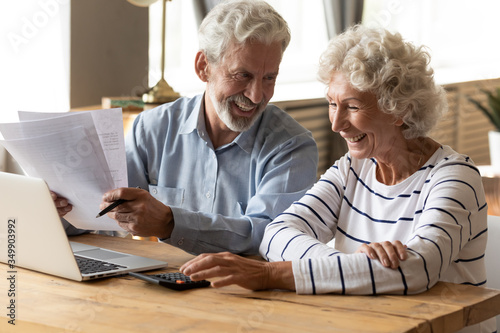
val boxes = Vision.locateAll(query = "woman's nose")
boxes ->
[330,108,349,133]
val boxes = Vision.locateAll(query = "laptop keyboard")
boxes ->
[75,255,127,274]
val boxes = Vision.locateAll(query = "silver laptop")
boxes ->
[0,171,168,281]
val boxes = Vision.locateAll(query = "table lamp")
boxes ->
[128,0,181,104]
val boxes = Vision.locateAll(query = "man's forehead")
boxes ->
[218,41,283,71]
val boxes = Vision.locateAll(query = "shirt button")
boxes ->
[206,192,211,198]
[152,188,158,195]
[178,238,184,246]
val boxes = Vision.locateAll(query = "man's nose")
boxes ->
[246,79,264,105]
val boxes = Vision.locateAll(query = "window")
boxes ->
[265,1,329,86]
[0,0,70,123]
[148,0,201,97]
[149,0,329,101]
[152,0,500,102]
[362,0,500,84]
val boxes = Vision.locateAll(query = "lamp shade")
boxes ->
[127,0,158,7]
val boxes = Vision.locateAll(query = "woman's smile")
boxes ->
[344,133,367,143]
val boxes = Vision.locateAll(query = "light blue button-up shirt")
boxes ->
[126,94,318,255]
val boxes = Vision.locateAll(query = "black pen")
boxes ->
[95,199,126,218]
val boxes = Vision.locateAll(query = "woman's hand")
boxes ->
[50,191,72,217]
[180,252,295,291]
[355,241,407,269]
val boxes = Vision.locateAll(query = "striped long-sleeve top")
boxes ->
[260,145,488,296]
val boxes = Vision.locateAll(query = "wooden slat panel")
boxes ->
[430,88,458,148]
[276,99,337,178]
[441,78,500,166]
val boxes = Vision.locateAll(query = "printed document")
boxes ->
[0,108,127,231]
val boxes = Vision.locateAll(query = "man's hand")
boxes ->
[180,252,295,291]
[100,187,174,239]
[355,241,407,269]
[51,191,72,217]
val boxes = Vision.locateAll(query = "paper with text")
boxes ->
[0,109,127,231]
[18,108,127,187]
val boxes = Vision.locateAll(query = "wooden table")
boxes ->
[1,234,499,333]
[478,165,500,216]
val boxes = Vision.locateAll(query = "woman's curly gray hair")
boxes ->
[318,25,447,139]
[198,0,291,65]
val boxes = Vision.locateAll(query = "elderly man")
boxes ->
[57,0,318,255]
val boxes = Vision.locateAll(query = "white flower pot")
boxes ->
[489,130,500,169]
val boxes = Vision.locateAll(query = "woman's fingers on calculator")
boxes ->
[180,252,269,290]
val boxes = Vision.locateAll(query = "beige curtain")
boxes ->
[192,0,221,26]
[323,0,364,39]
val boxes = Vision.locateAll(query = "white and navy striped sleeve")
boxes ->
[260,152,488,295]
[260,157,348,263]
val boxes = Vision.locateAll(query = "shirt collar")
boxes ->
[179,94,204,135]
[180,93,264,155]
[232,113,262,154]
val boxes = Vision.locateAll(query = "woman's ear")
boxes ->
[394,117,404,126]
[195,51,209,82]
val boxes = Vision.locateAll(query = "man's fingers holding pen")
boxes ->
[102,187,144,203]
[100,187,144,212]
[100,188,145,234]
[101,187,174,239]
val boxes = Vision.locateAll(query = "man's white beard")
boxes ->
[208,85,266,132]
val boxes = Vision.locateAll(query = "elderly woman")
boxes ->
[181,24,493,333]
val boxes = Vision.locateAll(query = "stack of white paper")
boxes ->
[0,108,127,231]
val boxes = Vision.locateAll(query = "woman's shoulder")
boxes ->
[428,145,481,179]
[431,145,476,166]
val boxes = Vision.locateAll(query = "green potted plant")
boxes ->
[468,87,500,169]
